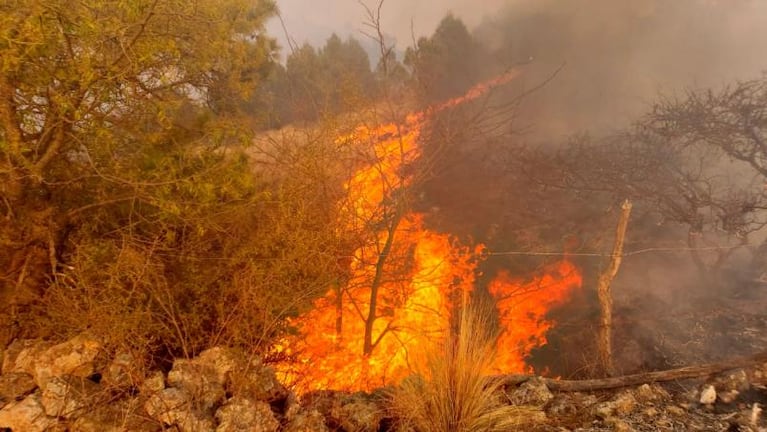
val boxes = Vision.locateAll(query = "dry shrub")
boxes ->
[388,305,542,432]
[38,239,171,379]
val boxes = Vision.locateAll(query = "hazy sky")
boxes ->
[267,0,509,55]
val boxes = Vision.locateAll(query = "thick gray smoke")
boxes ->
[271,0,767,136]
[476,0,767,138]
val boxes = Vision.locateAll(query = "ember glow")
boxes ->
[276,70,582,393]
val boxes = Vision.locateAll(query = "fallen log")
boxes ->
[496,351,767,392]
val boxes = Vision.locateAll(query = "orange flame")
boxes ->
[488,260,583,374]
[276,69,582,393]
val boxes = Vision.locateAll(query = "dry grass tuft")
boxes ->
[388,304,543,432]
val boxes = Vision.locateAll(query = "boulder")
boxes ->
[230,358,288,403]
[0,372,36,408]
[102,351,138,390]
[710,368,750,405]
[544,391,598,421]
[283,409,330,432]
[33,333,101,387]
[634,383,669,403]
[197,347,242,384]
[2,339,52,376]
[0,391,57,432]
[303,391,383,431]
[214,397,280,432]
[168,358,226,411]
[507,377,554,406]
[595,391,637,420]
[333,398,383,432]
[41,375,102,419]
[166,347,247,410]
[712,368,750,393]
[699,384,716,405]
[144,387,215,432]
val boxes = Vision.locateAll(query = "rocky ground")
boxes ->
[1,334,766,431]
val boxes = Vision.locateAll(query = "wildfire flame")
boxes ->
[276,69,582,393]
[489,260,583,374]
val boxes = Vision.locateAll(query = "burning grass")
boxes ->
[387,304,545,432]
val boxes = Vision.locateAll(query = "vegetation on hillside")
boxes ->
[2,0,767,393]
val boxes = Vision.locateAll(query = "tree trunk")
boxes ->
[497,350,767,391]
[363,210,403,356]
[687,230,710,282]
[334,282,343,346]
[596,199,632,377]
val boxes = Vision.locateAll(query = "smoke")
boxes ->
[271,0,767,135]
[473,0,767,139]
[472,0,767,373]
[268,0,508,56]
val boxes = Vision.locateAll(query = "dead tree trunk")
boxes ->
[497,350,767,391]
[596,199,632,377]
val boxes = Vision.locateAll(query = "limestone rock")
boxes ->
[634,383,669,403]
[595,391,637,419]
[0,372,36,407]
[197,347,242,384]
[303,391,382,432]
[102,351,138,390]
[140,370,166,395]
[545,394,579,418]
[165,348,246,410]
[283,409,330,432]
[330,395,383,432]
[699,384,716,405]
[34,333,101,387]
[168,358,226,411]
[713,368,750,393]
[508,377,554,406]
[231,358,288,403]
[41,375,102,419]
[0,391,57,432]
[214,397,279,432]
[144,387,215,432]
[718,389,740,404]
[2,339,52,376]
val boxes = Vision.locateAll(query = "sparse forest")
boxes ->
[2,0,767,431]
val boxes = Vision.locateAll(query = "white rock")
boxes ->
[33,333,101,387]
[41,375,101,418]
[718,389,739,404]
[197,347,241,383]
[215,397,280,432]
[284,409,330,432]
[699,385,716,405]
[168,358,226,410]
[2,340,52,376]
[752,403,763,427]
[144,387,215,432]
[102,351,137,389]
[0,392,57,432]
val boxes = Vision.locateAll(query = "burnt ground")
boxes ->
[517,276,767,432]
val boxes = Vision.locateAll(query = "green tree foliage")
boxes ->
[0,0,345,362]
[405,14,489,103]
[251,34,377,127]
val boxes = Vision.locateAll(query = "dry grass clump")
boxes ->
[388,305,543,432]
